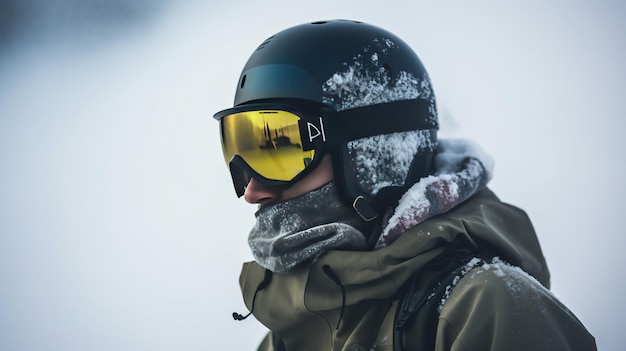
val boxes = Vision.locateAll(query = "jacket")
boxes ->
[238,188,597,350]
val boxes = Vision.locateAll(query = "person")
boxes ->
[213,19,597,351]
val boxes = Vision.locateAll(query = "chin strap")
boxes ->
[332,145,381,223]
[352,196,378,222]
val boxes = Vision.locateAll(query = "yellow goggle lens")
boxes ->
[220,110,316,182]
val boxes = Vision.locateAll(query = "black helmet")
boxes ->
[220,19,438,219]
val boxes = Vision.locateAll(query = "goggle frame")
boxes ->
[213,99,436,197]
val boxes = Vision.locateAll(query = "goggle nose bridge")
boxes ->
[228,154,312,198]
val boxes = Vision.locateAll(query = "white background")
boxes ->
[1,0,623,350]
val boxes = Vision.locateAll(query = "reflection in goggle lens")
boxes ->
[220,110,316,182]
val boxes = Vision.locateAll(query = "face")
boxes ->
[244,155,334,206]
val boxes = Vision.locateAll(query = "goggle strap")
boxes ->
[324,99,437,145]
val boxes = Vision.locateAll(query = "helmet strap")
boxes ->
[331,145,379,222]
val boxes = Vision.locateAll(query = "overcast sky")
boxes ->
[1,1,624,350]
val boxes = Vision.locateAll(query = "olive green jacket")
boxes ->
[239,189,596,350]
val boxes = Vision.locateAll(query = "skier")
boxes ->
[213,19,597,351]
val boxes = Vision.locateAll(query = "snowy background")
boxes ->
[0,0,623,350]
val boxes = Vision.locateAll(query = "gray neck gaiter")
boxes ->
[248,181,369,273]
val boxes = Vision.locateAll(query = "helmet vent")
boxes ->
[256,36,274,51]
[311,21,328,25]
[240,74,247,89]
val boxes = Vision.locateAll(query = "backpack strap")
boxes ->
[393,250,485,351]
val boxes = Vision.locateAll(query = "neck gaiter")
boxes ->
[248,181,370,273]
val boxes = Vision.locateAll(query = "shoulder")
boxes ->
[435,259,596,351]
[442,258,547,310]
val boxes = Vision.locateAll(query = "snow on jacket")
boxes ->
[238,188,597,350]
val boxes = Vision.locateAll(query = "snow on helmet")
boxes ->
[229,19,438,218]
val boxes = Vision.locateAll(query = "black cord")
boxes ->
[323,265,346,330]
[233,269,273,321]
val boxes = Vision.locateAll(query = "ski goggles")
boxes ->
[214,103,328,195]
[213,99,435,196]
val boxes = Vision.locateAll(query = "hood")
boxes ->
[239,187,549,350]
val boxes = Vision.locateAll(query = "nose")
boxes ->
[244,177,280,204]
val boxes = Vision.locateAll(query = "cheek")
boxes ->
[281,159,334,201]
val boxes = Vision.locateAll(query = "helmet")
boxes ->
[221,19,438,219]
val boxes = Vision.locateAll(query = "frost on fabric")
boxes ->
[434,139,495,182]
[436,257,483,313]
[376,139,492,248]
[348,130,436,195]
[247,181,369,272]
[437,258,555,315]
